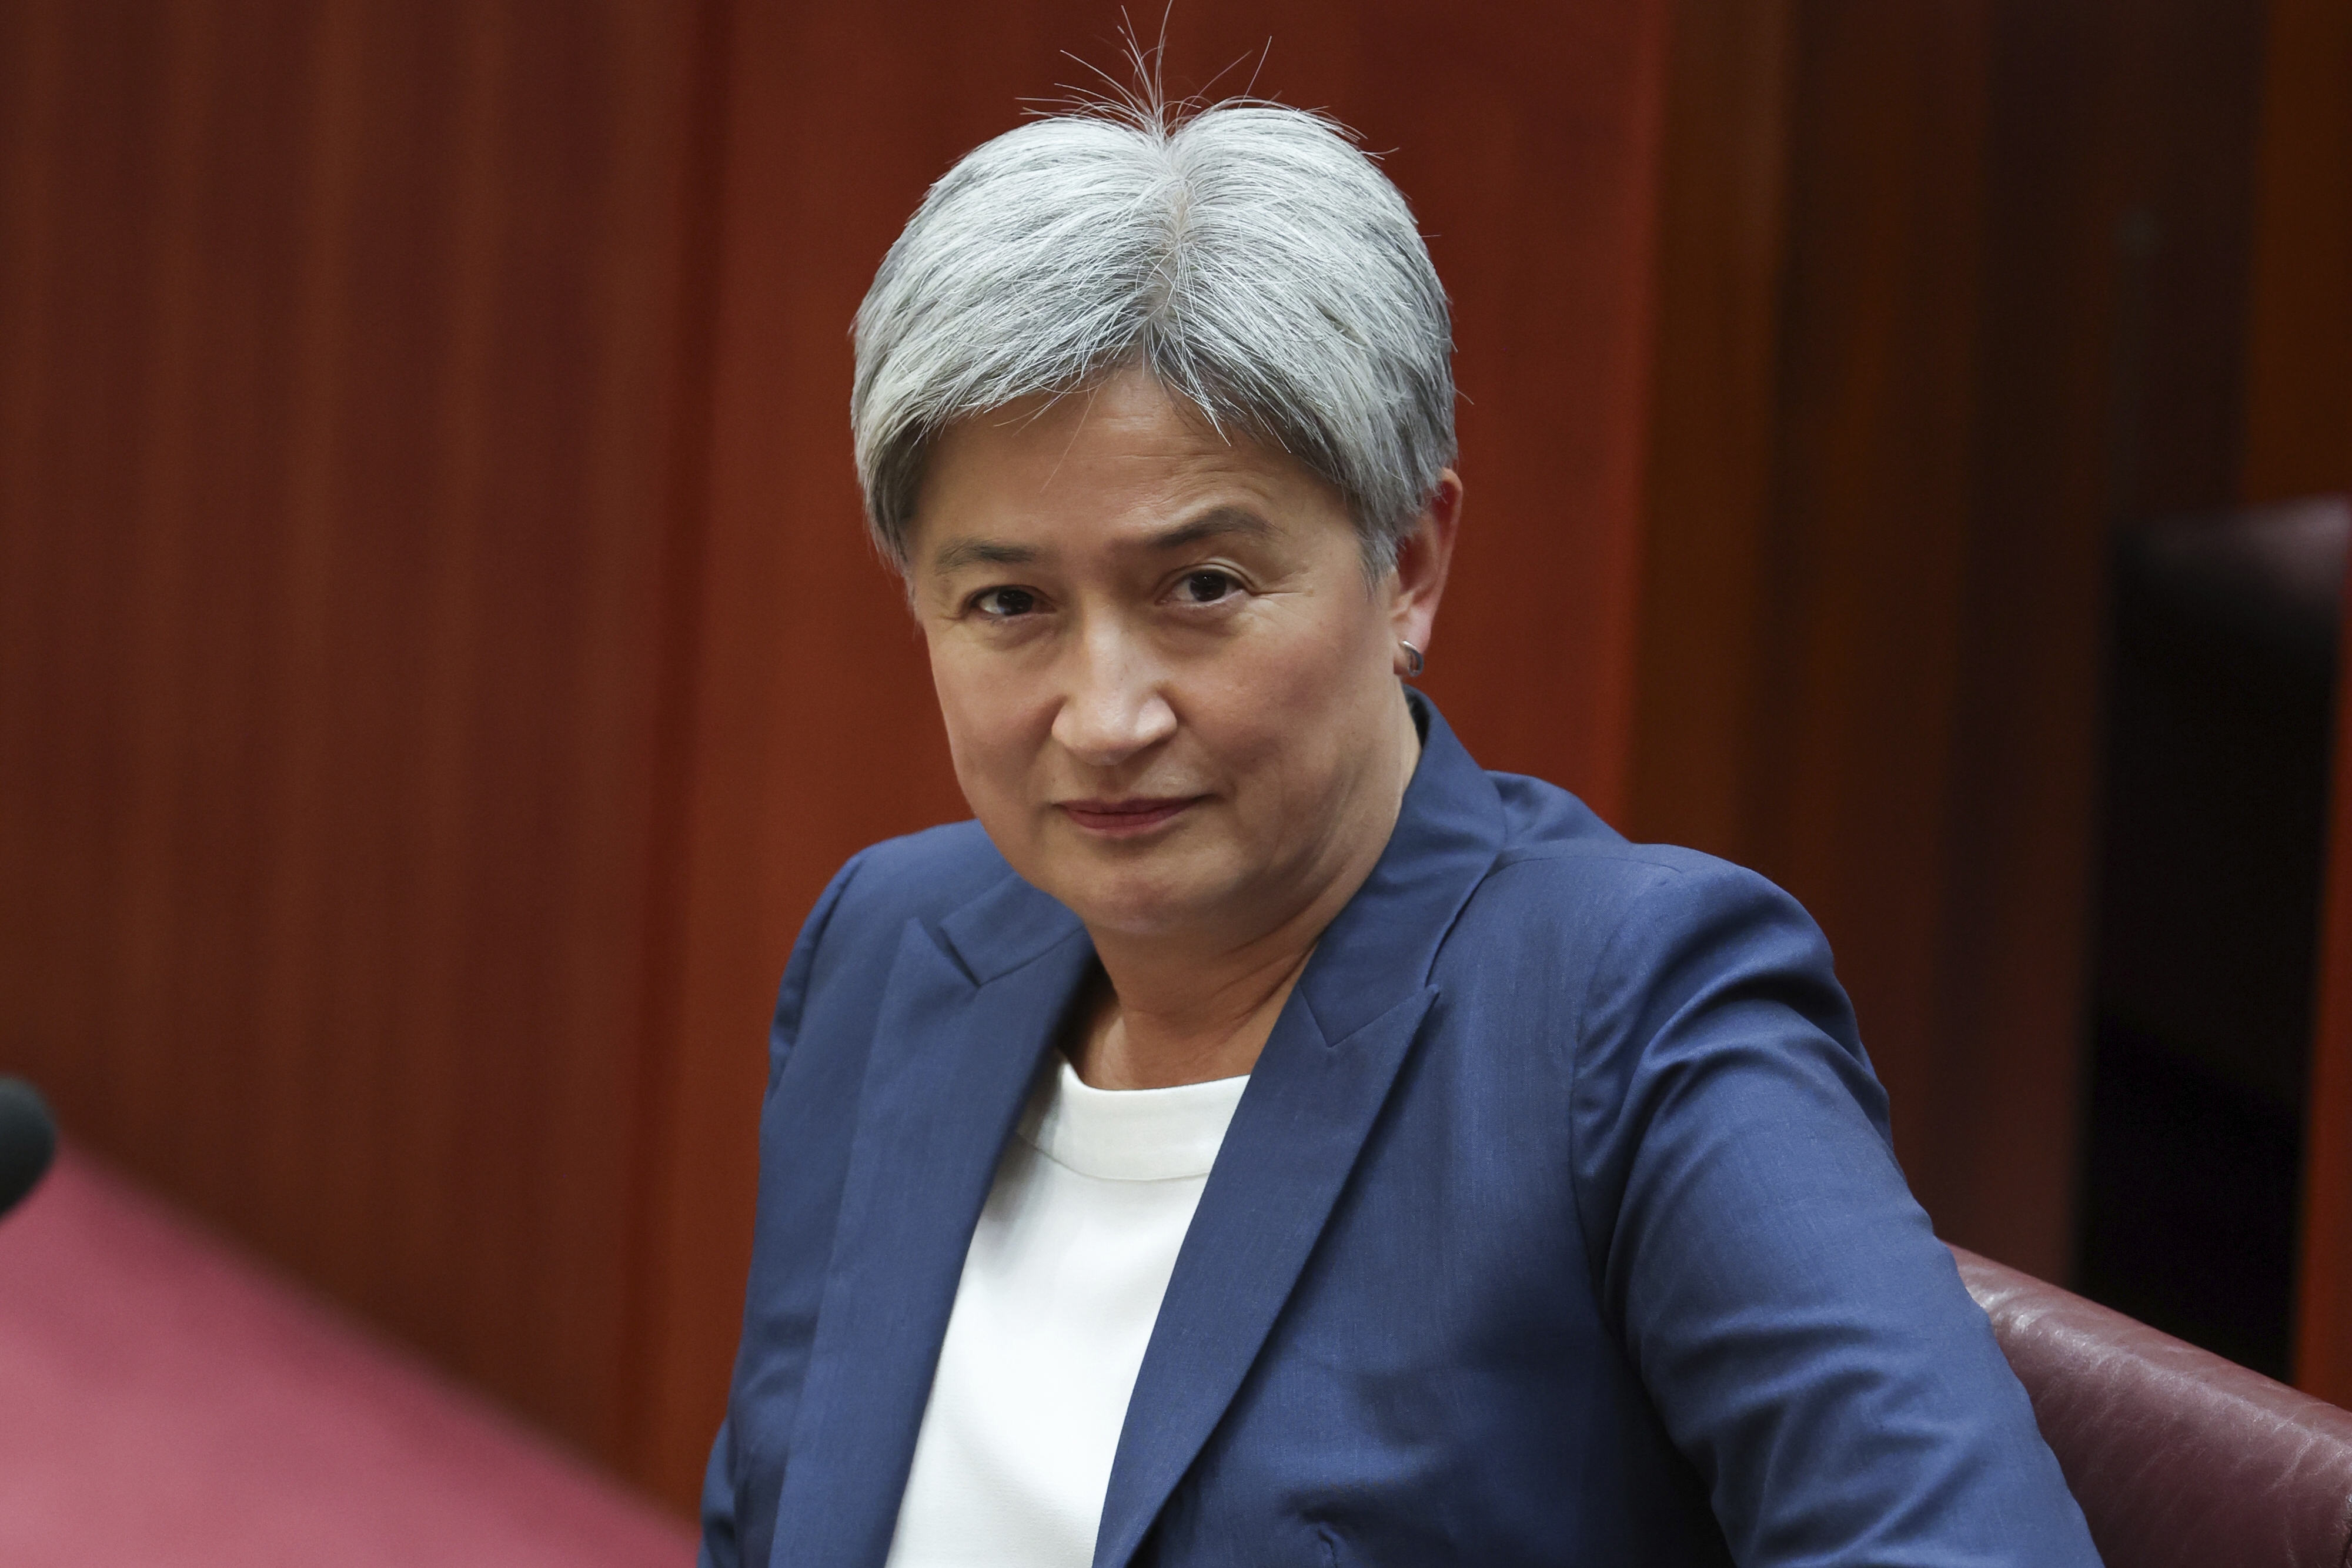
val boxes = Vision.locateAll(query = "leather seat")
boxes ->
[1950,1244,2352,1566]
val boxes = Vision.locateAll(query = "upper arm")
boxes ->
[1568,864,2097,1565]
[702,846,872,1563]
[765,848,872,1090]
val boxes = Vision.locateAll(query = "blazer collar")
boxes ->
[768,694,1505,1568]
[1291,691,1508,1040]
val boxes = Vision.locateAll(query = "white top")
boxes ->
[883,1057,1250,1568]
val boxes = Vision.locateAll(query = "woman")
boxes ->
[699,99,2097,1567]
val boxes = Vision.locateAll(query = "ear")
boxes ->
[1388,469,1464,676]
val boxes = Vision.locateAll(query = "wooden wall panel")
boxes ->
[2261,0,2352,1401]
[1637,0,2021,1259]
[1632,0,2267,1282]
[1739,0,1999,1255]
[2306,543,2352,1404]
[632,0,1676,1504]
[2244,0,2352,507]
[0,0,717,1480]
[1919,0,2143,1283]
[1628,0,2267,1288]
[1631,0,1795,862]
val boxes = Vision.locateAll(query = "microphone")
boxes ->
[0,1078,56,1221]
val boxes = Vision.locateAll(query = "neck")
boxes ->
[1067,691,1422,1090]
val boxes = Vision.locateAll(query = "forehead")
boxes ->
[908,372,1345,563]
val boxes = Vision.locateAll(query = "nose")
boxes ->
[1051,612,1177,768]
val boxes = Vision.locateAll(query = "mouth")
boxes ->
[1057,796,1202,837]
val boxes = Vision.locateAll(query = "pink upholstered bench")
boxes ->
[0,1146,693,1567]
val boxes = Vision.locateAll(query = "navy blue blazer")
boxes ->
[700,698,2098,1567]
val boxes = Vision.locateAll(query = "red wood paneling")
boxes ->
[1632,0,1795,863]
[0,0,714,1477]
[1720,0,2014,1261]
[1632,0,2270,1282]
[1638,0,2044,1267]
[2257,0,2352,1402]
[2244,0,2352,508]
[2307,544,2352,1404]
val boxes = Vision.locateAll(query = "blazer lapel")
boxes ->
[1091,695,1508,1567]
[1091,983,1439,1568]
[770,877,1092,1568]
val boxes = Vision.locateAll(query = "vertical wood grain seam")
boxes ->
[614,0,740,1502]
[2300,530,2352,1402]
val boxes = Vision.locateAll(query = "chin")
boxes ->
[1047,859,1229,938]
[1055,882,1197,938]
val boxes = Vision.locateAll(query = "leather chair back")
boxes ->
[1950,1244,2352,1567]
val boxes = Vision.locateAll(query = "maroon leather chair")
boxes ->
[1950,1245,2352,1567]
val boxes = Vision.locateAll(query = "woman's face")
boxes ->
[905,369,1454,946]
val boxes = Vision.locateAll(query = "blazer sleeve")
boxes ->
[698,848,871,1568]
[1566,860,2100,1566]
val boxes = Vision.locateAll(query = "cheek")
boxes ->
[927,637,1044,817]
[927,647,994,786]
[1192,599,1389,787]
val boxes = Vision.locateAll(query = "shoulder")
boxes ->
[1432,771,1853,1081]
[766,818,1031,1067]
[1458,770,1817,957]
[830,818,1014,925]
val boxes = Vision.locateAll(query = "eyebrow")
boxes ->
[1149,506,1276,551]
[930,537,1039,573]
[928,506,1277,575]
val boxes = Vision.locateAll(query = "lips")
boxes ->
[1058,796,1200,835]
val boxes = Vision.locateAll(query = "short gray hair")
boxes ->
[851,100,1456,570]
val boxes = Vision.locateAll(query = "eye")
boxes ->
[1179,570,1238,604]
[971,586,1038,619]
